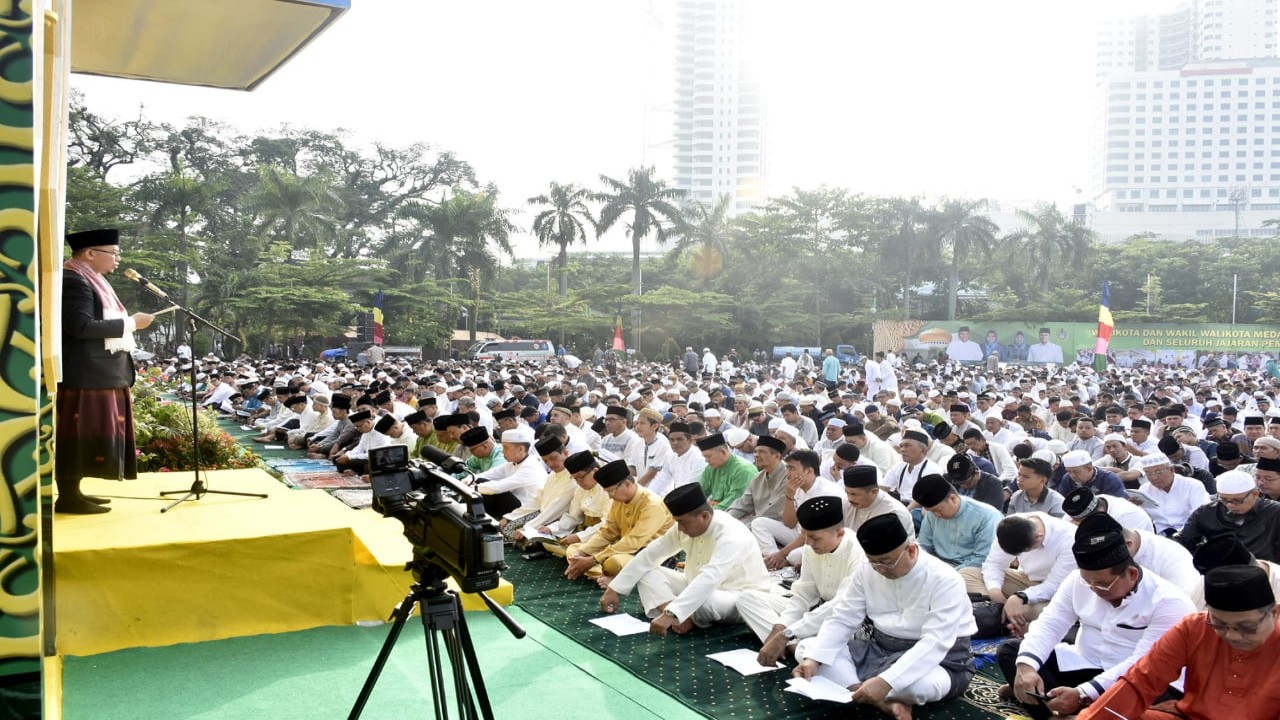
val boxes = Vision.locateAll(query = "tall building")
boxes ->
[672,0,765,215]
[1092,0,1280,230]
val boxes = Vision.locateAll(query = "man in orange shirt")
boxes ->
[1080,564,1280,720]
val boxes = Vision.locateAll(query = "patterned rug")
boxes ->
[500,548,1025,719]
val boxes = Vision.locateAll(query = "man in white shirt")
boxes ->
[844,423,901,478]
[793,515,978,716]
[472,426,546,519]
[961,512,1079,634]
[998,512,1195,719]
[1062,485,1155,534]
[1133,452,1210,536]
[737,496,863,650]
[945,326,984,363]
[336,409,387,475]
[648,422,706,498]
[599,483,772,635]
[1026,328,1064,364]
[883,430,945,502]
[598,406,644,472]
[632,408,671,488]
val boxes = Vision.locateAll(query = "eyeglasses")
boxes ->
[1220,491,1257,506]
[1206,612,1270,636]
[91,248,121,256]
[1084,574,1124,593]
[868,546,910,570]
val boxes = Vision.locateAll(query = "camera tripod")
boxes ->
[349,563,524,720]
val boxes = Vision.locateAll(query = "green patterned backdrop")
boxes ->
[0,0,40,680]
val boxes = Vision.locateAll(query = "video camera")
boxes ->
[367,444,506,594]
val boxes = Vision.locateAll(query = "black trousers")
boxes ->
[481,490,520,519]
[997,639,1101,720]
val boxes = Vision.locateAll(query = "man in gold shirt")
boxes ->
[565,459,674,583]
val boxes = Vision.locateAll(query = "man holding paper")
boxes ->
[599,483,772,636]
[737,496,863,658]
[564,459,672,581]
[793,514,977,718]
[997,512,1195,719]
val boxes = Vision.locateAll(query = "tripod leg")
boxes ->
[440,628,477,720]
[348,591,418,720]
[423,621,449,720]
[453,602,497,720]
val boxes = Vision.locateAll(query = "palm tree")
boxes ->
[245,165,345,256]
[1005,203,1095,294]
[595,167,686,346]
[932,197,999,320]
[876,196,937,317]
[672,195,733,289]
[413,186,516,343]
[528,182,597,297]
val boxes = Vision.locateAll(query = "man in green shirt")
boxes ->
[461,426,505,475]
[697,432,756,508]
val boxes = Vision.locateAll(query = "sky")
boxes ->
[72,0,1188,257]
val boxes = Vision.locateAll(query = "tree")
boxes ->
[876,196,937,317]
[932,197,998,320]
[245,164,345,255]
[528,182,597,297]
[671,195,732,289]
[411,186,516,343]
[1003,203,1095,295]
[595,167,686,347]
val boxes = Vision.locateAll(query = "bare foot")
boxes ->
[862,698,912,720]
[670,618,695,634]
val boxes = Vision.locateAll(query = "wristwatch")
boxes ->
[664,609,679,621]
[1077,687,1090,704]
[782,628,796,641]
[1013,591,1030,603]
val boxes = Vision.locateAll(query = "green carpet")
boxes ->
[63,609,700,720]
[501,549,1023,719]
[215,417,306,465]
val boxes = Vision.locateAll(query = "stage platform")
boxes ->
[53,469,512,657]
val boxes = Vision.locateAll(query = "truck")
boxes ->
[771,344,859,364]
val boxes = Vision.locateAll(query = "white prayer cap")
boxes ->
[625,392,641,402]
[725,427,751,447]
[1102,433,1126,445]
[767,417,783,429]
[1217,470,1256,495]
[775,424,799,439]
[501,427,534,445]
[1061,450,1093,468]
[901,418,923,431]
[828,418,847,428]
[1139,452,1171,469]
[579,407,595,421]
[1032,449,1057,465]
[704,408,721,419]
[1046,440,1069,455]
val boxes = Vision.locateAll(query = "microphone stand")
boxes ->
[131,279,268,513]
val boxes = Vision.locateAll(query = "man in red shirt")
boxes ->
[1080,564,1280,720]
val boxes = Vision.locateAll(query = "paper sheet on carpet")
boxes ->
[707,648,785,676]
[784,676,851,703]
[589,614,651,636]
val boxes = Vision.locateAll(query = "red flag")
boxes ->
[612,309,625,351]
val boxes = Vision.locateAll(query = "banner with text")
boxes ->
[875,320,1280,368]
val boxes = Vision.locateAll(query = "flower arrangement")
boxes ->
[133,385,260,472]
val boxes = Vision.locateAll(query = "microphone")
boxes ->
[419,444,468,475]
[122,268,169,298]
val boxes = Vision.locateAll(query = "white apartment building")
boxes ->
[672,0,765,215]
[1088,0,1280,241]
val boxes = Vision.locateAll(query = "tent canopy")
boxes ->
[71,0,349,90]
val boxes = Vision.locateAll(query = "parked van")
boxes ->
[469,339,556,362]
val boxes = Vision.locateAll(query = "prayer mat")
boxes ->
[500,548,1024,719]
